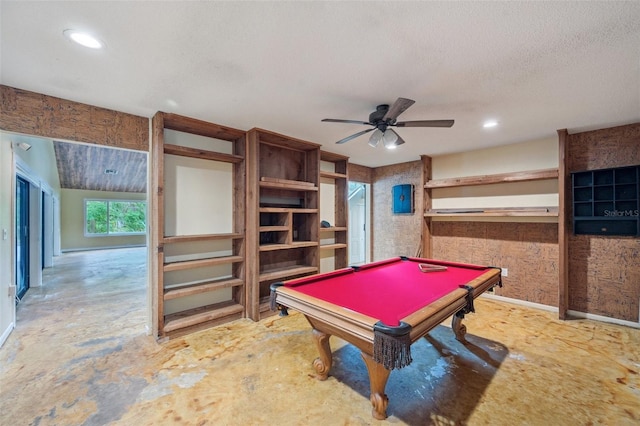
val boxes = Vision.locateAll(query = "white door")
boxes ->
[348,182,367,265]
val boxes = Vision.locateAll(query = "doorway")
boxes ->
[16,176,29,301]
[348,181,371,265]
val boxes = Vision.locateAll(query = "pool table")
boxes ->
[270,256,502,419]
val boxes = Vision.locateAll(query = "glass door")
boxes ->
[348,181,367,265]
[16,176,29,301]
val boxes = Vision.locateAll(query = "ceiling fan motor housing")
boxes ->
[369,104,390,125]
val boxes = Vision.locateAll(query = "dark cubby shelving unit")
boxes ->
[571,165,639,236]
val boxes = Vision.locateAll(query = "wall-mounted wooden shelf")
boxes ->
[425,207,559,218]
[425,168,558,189]
[320,226,348,232]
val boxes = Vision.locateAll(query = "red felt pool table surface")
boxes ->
[282,257,491,326]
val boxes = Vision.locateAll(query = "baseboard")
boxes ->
[61,244,146,253]
[480,293,559,312]
[0,322,15,348]
[480,293,640,329]
[567,310,640,329]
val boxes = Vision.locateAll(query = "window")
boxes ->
[85,199,146,236]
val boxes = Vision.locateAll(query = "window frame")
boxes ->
[84,198,147,237]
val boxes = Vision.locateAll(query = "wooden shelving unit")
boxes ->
[246,128,322,320]
[151,112,247,338]
[421,163,560,257]
[319,151,349,270]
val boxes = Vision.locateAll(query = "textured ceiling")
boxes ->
[1,1,639,167]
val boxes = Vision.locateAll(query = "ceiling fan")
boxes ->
[322,97,454,149]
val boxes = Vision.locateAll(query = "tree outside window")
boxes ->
[85,200,146,235]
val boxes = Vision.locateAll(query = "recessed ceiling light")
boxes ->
[483,120,498,128]
[63,29,104,49]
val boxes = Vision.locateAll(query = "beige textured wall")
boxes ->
[372,160,423,260]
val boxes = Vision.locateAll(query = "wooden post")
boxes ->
[557,129,569,319]
[421,155,433,258]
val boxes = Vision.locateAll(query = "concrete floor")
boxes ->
[1,247,639,425]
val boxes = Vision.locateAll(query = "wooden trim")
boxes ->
[245,129,260,321]
[557,129,569,319]
[164,144,244,163]
[161,112,245,140]
[348,163,373,184]
[421,155,433,258]
[424,168,559,189]
[0,85,149,151]
[151,112,165,336]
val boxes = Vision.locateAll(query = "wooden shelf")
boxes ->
[259,265,318,282]
[163,301,244,333]
[320,170,347,180]
[320,226,347,232]
[163,232,243,244]
[164,143,244,163]
[259,241,318,252]
[163,255,243,272]
[320,243,348,250]
[164,277,244,301]
[259,181,318,191]
[260,207,318,213]
[425,168,559,189]
[259,226,289,232]
[425,207,559,217]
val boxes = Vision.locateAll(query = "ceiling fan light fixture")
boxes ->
[63,29,104,49]
[383,129,399,149]
[368,129,384,147]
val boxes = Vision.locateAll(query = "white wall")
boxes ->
[0,132,15,346]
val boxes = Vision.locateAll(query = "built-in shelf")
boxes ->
[260,207,318,214]
[425,207,559,218]
[163,301,244,333]
[320,226,348,232]
[320,243,348,250]
[164,278,244,300]
[163,255,243,272]
[258,265,319,282]
[164,143,244,163]
[320,170,347,180]
[163,232,244,244]
[259,241,318,251]
[425,168,559,189]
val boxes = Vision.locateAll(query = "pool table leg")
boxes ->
[361,352,391,420]
[452,312,468,344]
[311,329,332,380]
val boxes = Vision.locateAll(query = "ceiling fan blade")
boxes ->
[382,98,415,122]
[322,118,371,125]
[335,128,375,144]
[394,119,455,128]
